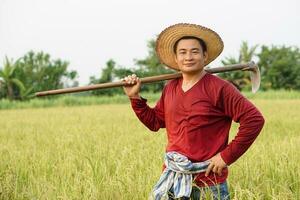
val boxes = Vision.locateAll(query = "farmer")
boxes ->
[123,23,265,200]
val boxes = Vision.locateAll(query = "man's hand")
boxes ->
[205,153,227,177]
[122,74,141,99]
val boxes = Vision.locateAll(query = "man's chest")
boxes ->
[164,91,216,127]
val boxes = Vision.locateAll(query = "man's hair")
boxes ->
[173,36,207,54]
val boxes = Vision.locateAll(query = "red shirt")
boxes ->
[130,73,264,186]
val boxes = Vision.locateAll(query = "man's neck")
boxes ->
[181,70,206,92]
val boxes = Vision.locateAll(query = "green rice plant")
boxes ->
[0,98,299,199]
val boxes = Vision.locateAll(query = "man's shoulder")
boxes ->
[205,73,229,88]
[165,78,180,89]
[199,73,233,103]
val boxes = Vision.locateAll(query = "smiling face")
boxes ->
[174,38,208,75]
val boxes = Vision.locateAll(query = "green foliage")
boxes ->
[220,42,300,91]
[2,40,300,102]
[89,59,123,96]
[0,91,299,110]
[133,39,175,92]
[15,51,78,96]
[0,57,25,100]
[219,41,258,91]
[89,39,174,95]
[258,45,300,90]
[0,51,78,100]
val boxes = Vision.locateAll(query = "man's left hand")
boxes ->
[205,153,227,177]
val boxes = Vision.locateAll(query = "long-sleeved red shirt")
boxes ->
[130,73,264,186]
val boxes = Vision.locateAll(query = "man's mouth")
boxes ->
[184,63,195,67]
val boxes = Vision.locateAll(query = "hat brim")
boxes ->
[156,23,224,70]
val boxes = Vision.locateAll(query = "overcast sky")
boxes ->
[1,0,299,85]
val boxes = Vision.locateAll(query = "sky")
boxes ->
[1,0,299,85]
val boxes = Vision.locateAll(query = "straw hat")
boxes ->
[156,23,224,70]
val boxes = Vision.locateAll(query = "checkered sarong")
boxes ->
[151,151,210,200]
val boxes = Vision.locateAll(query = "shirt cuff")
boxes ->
[130,96,147,109]
[220,149,234,166]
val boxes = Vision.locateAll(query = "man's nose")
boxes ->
[184,52,193,60]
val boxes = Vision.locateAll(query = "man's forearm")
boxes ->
[220,113,265,165]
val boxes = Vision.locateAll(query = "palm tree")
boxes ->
[239,41,258,63]
[220,41,258,90]
[0,57,25,100]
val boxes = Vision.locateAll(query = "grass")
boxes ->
[0,90,300,110]
[0,93,299,199]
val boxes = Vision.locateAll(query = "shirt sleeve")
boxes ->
[219,83,265,165]
[129,90,166,132]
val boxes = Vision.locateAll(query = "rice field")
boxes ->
[0,97,299,199]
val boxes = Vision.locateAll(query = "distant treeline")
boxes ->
[0,40,299,101]
[0,90,300,110]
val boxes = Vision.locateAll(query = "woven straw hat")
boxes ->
[156,23,224,70]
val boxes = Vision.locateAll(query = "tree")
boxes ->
[14,51,78,99]
[258,45,300,90]
[90,39,175,95]
[219,41,258,91]
[89,59,123,95]
[0,57,25,100]
[133,39,174,92]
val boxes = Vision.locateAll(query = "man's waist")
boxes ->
[193,168,228,187]
[160,166,228,187]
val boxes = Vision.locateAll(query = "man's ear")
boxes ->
[203,52,208,62]
[174,54,178,64]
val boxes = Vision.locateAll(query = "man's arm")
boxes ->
[220,83,265,165]
[123,74,165,132]
[206,83,265,176]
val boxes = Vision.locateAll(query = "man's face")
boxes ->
[174,39,208,74]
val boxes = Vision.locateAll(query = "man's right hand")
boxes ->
[122,74,141,99]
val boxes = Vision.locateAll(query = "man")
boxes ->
[123,23,264,200]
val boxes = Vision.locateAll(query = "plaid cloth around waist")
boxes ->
[151,151,210,200]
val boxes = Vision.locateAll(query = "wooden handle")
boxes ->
[35,72,182,97]
[35,62,257,97]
